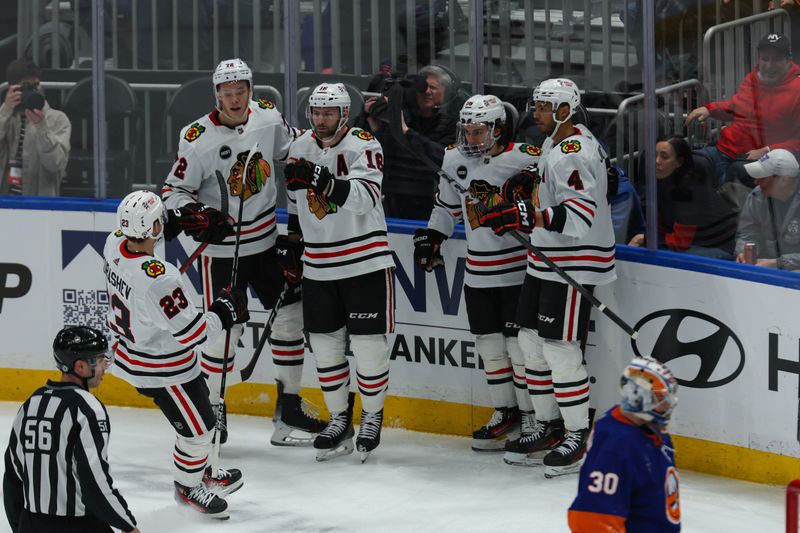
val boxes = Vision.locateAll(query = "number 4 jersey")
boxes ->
[103,231,225,388]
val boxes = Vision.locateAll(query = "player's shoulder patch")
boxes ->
[141,259,167,279]
[446,143,457,151]
[184,122,206,143]
[519,143,542,157]
[114,229,124,237]
[559,138,582,154]
[256,98,275,110]
[351,128,375,141]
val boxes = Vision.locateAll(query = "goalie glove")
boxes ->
[164,203,234,244]
[285,158,334,195]
[275,234,304,284]
[413,228,447,272]
[208,286,249,330]
[501,165,539,202]
[480,200,537,236]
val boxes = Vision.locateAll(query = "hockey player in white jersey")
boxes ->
[162,58,326,446]
[104,190,247,518]
[417,94,540,451]
[481,79,616,477]
[284,83,395,462]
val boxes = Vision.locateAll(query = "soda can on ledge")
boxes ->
[743,242,757,264]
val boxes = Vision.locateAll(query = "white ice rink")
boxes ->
[0,402,784,533]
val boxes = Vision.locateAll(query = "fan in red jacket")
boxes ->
[686,33,800,187]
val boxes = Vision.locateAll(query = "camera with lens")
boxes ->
[368,75,429,123]
[17,82,45,112]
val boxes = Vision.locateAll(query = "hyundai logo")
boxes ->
[630,309,745,389]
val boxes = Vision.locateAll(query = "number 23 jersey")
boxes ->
[103,231,224,388]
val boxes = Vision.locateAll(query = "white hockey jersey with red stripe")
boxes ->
[429,142,541,288]
[103,231,225,388]
[162,99,297,258]
[287,128,394,281]
[530,124,616,285]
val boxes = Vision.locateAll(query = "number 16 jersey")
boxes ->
[103,231,225,389]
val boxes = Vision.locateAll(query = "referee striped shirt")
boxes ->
[3,381,136,532]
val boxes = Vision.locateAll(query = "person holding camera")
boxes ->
[0,58,71,196]
[358,65,464,220]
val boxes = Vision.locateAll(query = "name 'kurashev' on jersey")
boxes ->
[569,406,681,533]
[162,99,297,258]
[532,124,616,285]
[429,142,541,288]
[287,128,394,281]
[103,231,225,389]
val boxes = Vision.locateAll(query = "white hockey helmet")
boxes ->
[305,82,351,140]
[213,58,252,106]
[117,190,166,240]
[620,357,678,429]
[531,78,581,122]
[456,94,507,158]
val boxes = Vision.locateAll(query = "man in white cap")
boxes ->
[735,148,800,270]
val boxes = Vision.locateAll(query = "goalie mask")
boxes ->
[456,94,507,158]
[530,78,581,139]
[620,357,678,430]
[117,190,166,240]
[213,58,252,110]
[306,83,351,142]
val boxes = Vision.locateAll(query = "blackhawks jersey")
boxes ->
[568,406,681,533]
[287,128,394,281]
[531,124,616,285]
[162,99,297,258]
[103,231,225,388]
[429,142,541,288]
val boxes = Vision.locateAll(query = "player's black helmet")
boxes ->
[53,326,108,373]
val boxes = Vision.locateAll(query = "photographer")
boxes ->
[358,65,465,220]
[0,58,71,196]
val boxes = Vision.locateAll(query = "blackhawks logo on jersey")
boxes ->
[141,259,166,279]
[228,150,272,201]
[307,189,338,220]
[352,129,375,141]
[519,144,542,157]
[560,139,581,154]
[114,229,124,237]
[446,143,457,151]
[184,122,205,143]
[466,180,503,230]
[257,99,275,110]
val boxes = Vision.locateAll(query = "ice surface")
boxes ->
[0,403,784,532]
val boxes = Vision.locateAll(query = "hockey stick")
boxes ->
[237,281,290,383]
[384,85,638,339]
[177,171,229,274]
[210,142,259,472]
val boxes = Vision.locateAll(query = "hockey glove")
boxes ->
[285,158,334,195]
[209,286,249,330]
[501,165,539,202]
[413,228,447,271]
[480,200,537,236]
[275,234,304,284]
[165,203,234,244]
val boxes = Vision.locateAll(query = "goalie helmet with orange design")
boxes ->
[620,357,678,430]
[456,94,508,158]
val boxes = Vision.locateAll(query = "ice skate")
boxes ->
[174,481,229,519]
[314,394,355,461]
[503,417,565,466]
[203,466,243,496]
[543,428,589,479]
[472,406,520,451]
[271,380,327,447]
[356,409,383,463]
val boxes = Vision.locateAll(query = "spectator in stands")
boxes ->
[358,65,465,220]
[628,136,737,257]
[0,58,70,196]
[768,1,800,59]
[735,149,800,270]
[685,33,800,187]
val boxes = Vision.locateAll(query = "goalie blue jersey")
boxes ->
[568,406,681,533]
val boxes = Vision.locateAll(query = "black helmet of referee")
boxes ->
[53,326,108,374]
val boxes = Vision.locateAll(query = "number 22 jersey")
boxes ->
[103,231,225,389]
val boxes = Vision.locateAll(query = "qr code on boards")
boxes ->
[62,289,109,330]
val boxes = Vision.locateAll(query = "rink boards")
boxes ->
[1,199,799,485]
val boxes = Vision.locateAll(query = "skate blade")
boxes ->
[271,422,318,447]
[359,450,371,463]
[315,440,354,462]
[503,451,545,467]
[544,459,585,479]
[471,438,509,452]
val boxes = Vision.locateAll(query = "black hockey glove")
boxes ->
[166,203,234,244]
[480,200,537,236]
[275,234,304,284]
[209,286,249,330]
[285,158,333,195]
[501,165,539,202]
[413,228,447,272]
